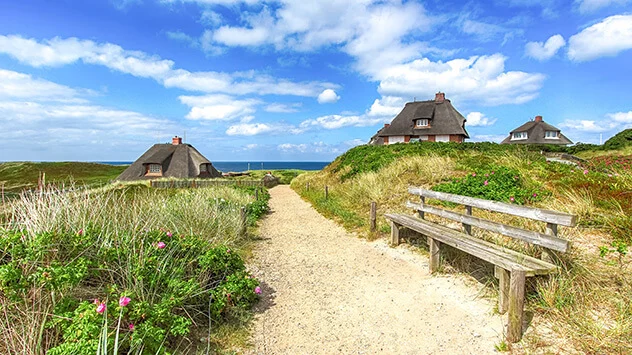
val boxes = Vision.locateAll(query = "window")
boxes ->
[512,132,528,140]
[415,119,429,127]
[200,164,208,172]
[545,131,559,139]
[148,164,161,173]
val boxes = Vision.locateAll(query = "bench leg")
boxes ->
[507,269,526,343]
[428,237,440,273]
[496,266,509,315]
[390,221,401,246]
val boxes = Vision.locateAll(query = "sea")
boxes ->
[99,161,330,172]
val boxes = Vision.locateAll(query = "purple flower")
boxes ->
[96,302,106,314]
[166,232,172,237]
[254,286,262,295]
[119,296,131,307]
[532,193,537,197]
[156,242,166,249]
[129,323,135,331]
[484,180,489,186]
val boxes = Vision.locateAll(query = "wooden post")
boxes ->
[542,222,558,262]
[306,182,310,191]
[418,196,425,219]
[463,205,472,235]
[428,237,440,273]
[1,182,4,205]
[240,207,247,237]
[507,269,526,343]
[390,221,400,245]
[370,201,377,233]
[325,185,328,200]
[255,188,259,201]
[496,266,509,314]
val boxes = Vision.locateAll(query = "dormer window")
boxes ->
[512,132,528,140]
[146,164,162,176]
[415,119,429,127]
[545,131,559,139]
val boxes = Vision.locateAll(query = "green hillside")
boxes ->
[0,162,126,193]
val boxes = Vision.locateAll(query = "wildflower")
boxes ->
[485,174,489,177]
[608,174,613,177]
[156,242,166,249]
[166,232,172,237]
[96,302,106,314]
[255,286,262,295]
[472,173,477,177]
[227,249,231,253]
[510,197,515,202]
[491,171,495,175]
[119,296,131,307]
[93,298,100,305]
[484,180,489,186]
[129,323,135,331]
[583,170,589,175]
[78,229,83,235]
[532,193,537,197]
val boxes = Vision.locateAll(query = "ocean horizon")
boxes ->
[98,161,330,172]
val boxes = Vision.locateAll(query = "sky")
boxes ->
[0,0,631,162]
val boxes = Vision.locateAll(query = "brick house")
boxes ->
[369,92,469,145]
[116,136,222,181]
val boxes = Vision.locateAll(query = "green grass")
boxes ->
[229,169,308,184]
[0,162,126,193]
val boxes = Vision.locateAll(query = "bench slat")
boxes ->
[408,188,577,227]
[385,213,557,276]
[406,201,570,252]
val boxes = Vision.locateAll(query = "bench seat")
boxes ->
[385,213,557,277]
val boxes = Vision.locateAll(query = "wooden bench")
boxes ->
[385,188,576,343]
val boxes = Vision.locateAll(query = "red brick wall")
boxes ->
[428,135,436,142]
[404,136,410,143]
[449,135,464,143]
[383,136,389,144]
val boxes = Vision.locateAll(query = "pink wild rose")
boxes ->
[533,193,538,197]
[129,323,135,331]
[484,180,489,186]
[119,296,131,307]
[254,286,262,295]
[96,302,106,314]
[510,197,515,202]
[78,229,83,235]
[93,298,100,305]
[156,242,166,249]
[166,232,172,237]
[472,173,477,177]
[583,170,589,175]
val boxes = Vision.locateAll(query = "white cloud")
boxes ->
[559,119,618,132]
[469,134,507,143]
[277,141,343,155]
[226,123,274,136]
[213,26,271,46]
[377,54,546,106]
[0,69,87,102]
[607,111,632,123]
[466,112,497,127]
[317,89,340,104]
[178,94,261,120]
[278,143,308,152]
[264,102,301,113]
[568,15,632,61]
[525,34,566,60]
[300,114,383,130]
[576,0,631,14]
[344,138,366,147]
[366,96,405,118]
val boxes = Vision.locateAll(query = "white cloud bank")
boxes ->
[568,15,632,61]
[466,112,497,127]
[576,0,631,14]
[525,34,566,61]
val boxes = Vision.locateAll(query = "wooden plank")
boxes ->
[390,221,400,246]
[384,214,557,275]
[507,269,526,343]
[408,187,577,227]
[418,196,425,219]
[370,202,377,232]
[428,237,441,273]
[406,201,569,252]
[464,205,472,235]
[496,266,509,315]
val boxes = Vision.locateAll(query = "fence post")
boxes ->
[306,182,310,191]
[370,201,377,233]
[325,185,328,200]
[240,207,247,237]
[255,188,259,201]
[463,205,472,235]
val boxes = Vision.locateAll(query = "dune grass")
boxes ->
[291,142,631,354]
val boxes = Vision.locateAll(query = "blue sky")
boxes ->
[1,0,631,162]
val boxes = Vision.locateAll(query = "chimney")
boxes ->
[435,92,445,103]
[384,124,390,128]
[535,115,543,123]
[172,136,182,145]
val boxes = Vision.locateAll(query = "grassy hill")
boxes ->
[0,162,126,193]
[291,142,631,353]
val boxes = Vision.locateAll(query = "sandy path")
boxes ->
[247,185,503,354]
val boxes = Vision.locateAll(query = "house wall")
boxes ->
[436,135,450,142]
[450,135,464,143]
[388,136,406,144]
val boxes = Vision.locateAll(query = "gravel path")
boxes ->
[247,185,503,354]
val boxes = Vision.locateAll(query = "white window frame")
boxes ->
[148,164,161,173]
[415,119,429,127]
[388,136,405,144]
[436,135,450,142]
[511,132,528,140]
[545,131,559,139]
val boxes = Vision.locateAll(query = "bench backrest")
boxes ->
[407,187,576,253]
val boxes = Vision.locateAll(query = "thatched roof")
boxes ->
[116,141,222,181]
[501,118,572,145]
[377,98,469,139]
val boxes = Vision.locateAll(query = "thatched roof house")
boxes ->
[116,136,222,181]
[369,93,469,145]
[501,116,572,145]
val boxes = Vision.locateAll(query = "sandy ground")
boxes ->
[246,185,504,354]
